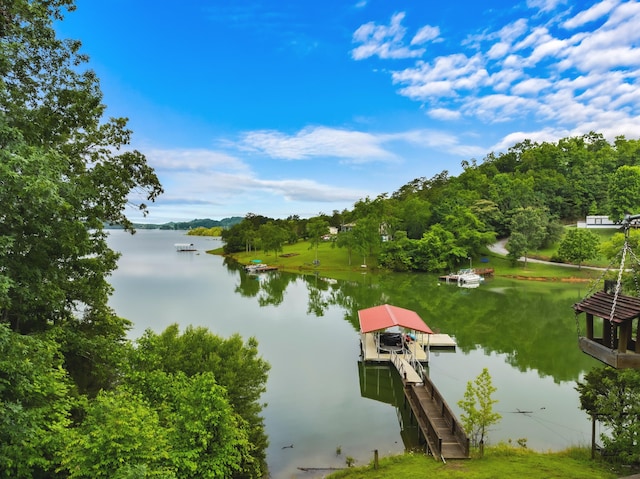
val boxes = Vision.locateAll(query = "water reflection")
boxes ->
[357,362,421,450]
[233,263,598,383]
[105,231,600,478]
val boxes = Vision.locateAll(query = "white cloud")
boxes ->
[392,54,489,100]
[511,77,552,95]
[362,1,640,144]
[498,18,529,43]
[487,42,510,60]
[465,94,541,122]
[526,0,567,13]
[239,126,398,162]
[563,0,619,29]
[351,12,427,60]
[428,108,462,120]
[254,178,367,202]
[491,127,569,152]
[388,129,487,157]
[146,148,249,173]
[411,25,440,45]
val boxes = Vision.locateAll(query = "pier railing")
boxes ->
[422,376,470,457]
[406,383,442,456]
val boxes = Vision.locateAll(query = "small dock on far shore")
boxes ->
[439,268,494,283]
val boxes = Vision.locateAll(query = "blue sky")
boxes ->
[56,0,640,223]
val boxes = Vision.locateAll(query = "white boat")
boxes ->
[456,268,484,287]
[175,243,196,252]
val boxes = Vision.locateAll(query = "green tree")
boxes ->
[352,216,381,267]
[378,231,413,271]
[506,207,549,267]
[258,222,288,258]
[130,325,270,476]
[576,367,640,464]
[413,224,466,272]
[334,229,357,266]
[0,324,72,478]
[60,389,173,479]
[132,371,258,478]
[0,0,162,393]
[557,228,600,269]
[306,217,329,264]
[457,368,501,455]
[608,165,640,222]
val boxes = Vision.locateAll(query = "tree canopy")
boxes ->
[0,2,270,477]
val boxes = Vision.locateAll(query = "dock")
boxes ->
[357,304,468,460]
[360,336,469,459]
[404,376,470,460]
[360,333,429,363]
[439,268,493,283]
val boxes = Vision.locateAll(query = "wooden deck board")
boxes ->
[405,380,469,460]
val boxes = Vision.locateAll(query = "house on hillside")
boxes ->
[577,215,618,229]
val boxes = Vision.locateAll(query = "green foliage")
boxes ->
[0,324,72,478]
[576,367,640,464]
[129,325,270,477]
[258,222,289,258]
[326,446,616,479]
[557,229,600,269]
[507,207,550,266]
[1,0,162,399]
[60,389,173,479]
[187,226,224,236]
[457,368,501,452]
[607,165,640,222]
[306,217,330,262]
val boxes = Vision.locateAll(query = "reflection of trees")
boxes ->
[358,362,421,450]
[226,255,598,382]
[365,274,596,383]
[303,274,330,317]
[235,272,261,298]
[257,272,296,307]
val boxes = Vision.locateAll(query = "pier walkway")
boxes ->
[390,356,469,460]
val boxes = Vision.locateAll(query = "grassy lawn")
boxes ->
[209,239,606,283]
[326,446,623,479]
[530,227,621,269]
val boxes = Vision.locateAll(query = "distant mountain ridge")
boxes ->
[106,217,243,230]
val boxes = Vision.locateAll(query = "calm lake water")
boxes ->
[106,229,601,478]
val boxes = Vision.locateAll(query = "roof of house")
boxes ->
[573,290,640,323]
[358,304,434,334]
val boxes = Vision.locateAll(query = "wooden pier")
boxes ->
[403,375,470,460]
[357,304,468,460]
[388,356,469,460]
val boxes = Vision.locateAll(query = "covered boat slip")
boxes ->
[359,304,434,366]
[357,304,470,460]
[358,304,456,365]
[360,331,428,364]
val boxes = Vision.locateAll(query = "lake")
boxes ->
[106,229,601,478]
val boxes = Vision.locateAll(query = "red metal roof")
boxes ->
[358,304,434,334]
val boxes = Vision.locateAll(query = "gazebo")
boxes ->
[358,304,433,363]
[573,290,640,369]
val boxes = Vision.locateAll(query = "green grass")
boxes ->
[326,446,622,479]
[210,240,605,283]
[530,227,620,269]
[209,240,380,281]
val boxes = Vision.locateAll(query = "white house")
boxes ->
[577,215,618,229]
